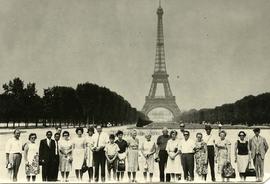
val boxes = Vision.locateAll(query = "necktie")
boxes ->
[96,133,100,147]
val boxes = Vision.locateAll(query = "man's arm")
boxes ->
[264,138,269,153]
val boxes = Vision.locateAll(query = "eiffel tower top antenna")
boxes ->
[159,0,161,7]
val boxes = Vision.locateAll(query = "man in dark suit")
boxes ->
[39,131,56,181]
[52,132,61,181]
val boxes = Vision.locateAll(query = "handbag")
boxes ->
[117,159,125,171]
[81,160,88,173]
[222,161,236,178]
[245,161,256,177]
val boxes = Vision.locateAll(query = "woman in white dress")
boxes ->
[72,127,86,181]
[24,133,39,182]
[59,131,72,182]
[85,127,95,182]
[127,129,139,183]
[141,132,156,182]
[166,130,182,182]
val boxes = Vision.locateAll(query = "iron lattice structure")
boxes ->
[142,2,181,119]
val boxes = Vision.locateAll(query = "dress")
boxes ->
[141,140,156,173]
[194,141,208,176]
[215,139,231,174]
[165,139,182,174]
[85,135,94,167]
[59,139,73,172]
[25,142,39,176]
[127,137,139,172]
[236,140,249,173]
[72,136,86,170]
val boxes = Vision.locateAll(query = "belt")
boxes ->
[12,153,22,155]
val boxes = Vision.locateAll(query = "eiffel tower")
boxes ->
[142,1,181,119]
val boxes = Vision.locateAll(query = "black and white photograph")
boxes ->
[0,0,270,183]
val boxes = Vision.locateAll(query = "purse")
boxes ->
[117,159,125,171]
[81,160,88,173]
[222,161,236,178]
[245,161,256,177]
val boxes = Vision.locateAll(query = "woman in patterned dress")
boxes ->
[194,132,208,181]
[59,131,73,182]
[72,127,86,181]
[215,130,231,182]
[24,133,39,182]
[140,132,156,182]
[165,130,182,182]
[127,129,139,183]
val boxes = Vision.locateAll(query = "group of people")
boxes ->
[5,124,269,183]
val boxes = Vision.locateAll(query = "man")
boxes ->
[156,127,171,182]
[52,132,60,181]
[249,128,269,182]
[5,129,23,182]
[204,125,216,181]
[92,125,108,182]
[39,131,56,181]
[179,123,185,140]
[180,130,195,181]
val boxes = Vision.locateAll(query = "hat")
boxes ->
[253,128,260,133]
[205,125,212,130]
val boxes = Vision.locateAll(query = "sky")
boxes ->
[0,0,270,111]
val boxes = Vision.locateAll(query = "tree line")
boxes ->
[177,93,270,126]
[0,78,142,128]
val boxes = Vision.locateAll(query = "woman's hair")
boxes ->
[196,132,203,137]
[170,130,177,137]
[238,131,246,137]
[87,127,95,134]
[219,130,227,137]
[62,131,70,136]
[116,130,123,136]
[109,134,115,140]
[28,133,37,140]
[75,127,84,134]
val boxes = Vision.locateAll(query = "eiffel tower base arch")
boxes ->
[142,97,181,120]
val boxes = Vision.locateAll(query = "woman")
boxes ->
[234,131,251,181]
[215,130,231,182]
[115,130,128,181]
[194,132,208,181]
[59,131,73,182]
[165,130,182,182]
[72,127,86,181]
[85,127,95,182]
[127,129,139,183]
[24,133,39,182]
[141,132,156,182]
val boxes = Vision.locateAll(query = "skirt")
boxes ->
[127,150,139,172]
[166,153,182,174]
[237,154,249,173]
[73,148,85,169]
[143,155,154,173]
[60,155,72,172]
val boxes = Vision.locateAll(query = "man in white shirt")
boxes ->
[180,130,195,181]
[92,125,108,182]
[5,129,23,182]
[204,125,216,181]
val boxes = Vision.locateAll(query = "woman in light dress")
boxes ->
[234,131,251,181]
[24,133,39,182]
[85,127,95,182]
[127,129,139,183]
[72,127,86,181]
[194,132,208,181]
[215,130,231,182]
[59,131,72,182]
[140,132,156,182]
[165,130,182,182]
